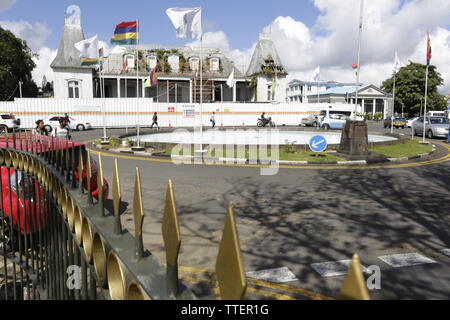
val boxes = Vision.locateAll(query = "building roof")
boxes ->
[306,84,392,97]
[246,34,286,76]
[101,45,245,79]
[289,79,357,87]
[50,24,93,69]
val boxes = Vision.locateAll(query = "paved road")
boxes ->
[72,123,450,300]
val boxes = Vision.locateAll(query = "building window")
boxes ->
[189,57,200,71]
[168,55,179,73]
[125,54,135,69]
[267,85,272,101]
[307,86,312,92]
[210,58,219,72]
[68,80,80,98]
[148,55,157,70]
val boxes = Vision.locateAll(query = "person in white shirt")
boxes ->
[52,118,71,139]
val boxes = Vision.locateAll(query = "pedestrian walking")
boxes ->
[32,120,49,136]
[150,112,159,130]
[447,126,450,143]
[210,112,216,128]
[64,113,71,124]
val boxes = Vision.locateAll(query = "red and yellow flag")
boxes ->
[426,32,432,65]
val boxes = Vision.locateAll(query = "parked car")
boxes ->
[0,113,21,133]
[383,117,406,129]
[406,117,419,128]
[41,116,92,132]
[412,116,450,138]
[301,114,319,127]
[320,114,349,130]
[0,140,108,252]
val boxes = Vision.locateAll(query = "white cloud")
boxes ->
[184,1,450,93]
[0,0,16,12]
[0,20,52,51]
[263,0,450,93]
[32,47,57,85]
[0,19,55,86]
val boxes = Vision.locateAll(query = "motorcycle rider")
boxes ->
[261,112,270,126]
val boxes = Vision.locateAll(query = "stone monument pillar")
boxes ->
[338,121,369,155]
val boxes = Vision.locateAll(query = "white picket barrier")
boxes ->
[0,98,357,129]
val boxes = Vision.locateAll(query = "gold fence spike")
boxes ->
[162,179,181,298]
[338,254,370,300]
[132,167,145,258]
[97,154,104,215]
[112,159,122,234]
[215,203,247,300]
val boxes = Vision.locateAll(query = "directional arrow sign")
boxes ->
[309,135,328,153]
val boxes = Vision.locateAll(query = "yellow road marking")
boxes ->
[180,275,298,300]
[178,265,334,300]
[89,142,450,170]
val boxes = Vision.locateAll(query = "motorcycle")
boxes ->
[257,117,276,128]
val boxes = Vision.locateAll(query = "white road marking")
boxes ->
[378,253,437,268]
[441,249,450,257]
[246,267,298,283]
[311,260,368,277]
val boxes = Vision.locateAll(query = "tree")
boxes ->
[381,62,447,116]
[0,26,39,100]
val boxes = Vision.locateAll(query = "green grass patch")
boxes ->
[369,139,433,158]
[164,145,345,162]
[93,137,122,148]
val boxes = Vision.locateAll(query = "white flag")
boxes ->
[393,52,403,73]
[75,35,99,59]
[226,69,235,88]
[310,66,320,82]
[166,7,202,39]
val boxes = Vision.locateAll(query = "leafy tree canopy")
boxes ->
[0,26,39,100]
[381,62,447,116]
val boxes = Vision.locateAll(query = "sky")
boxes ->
[1,0,450,94]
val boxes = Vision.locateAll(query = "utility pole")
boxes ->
[19,81,23,98]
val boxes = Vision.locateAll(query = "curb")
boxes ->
[386,145,436,163]
[93,144,439,166]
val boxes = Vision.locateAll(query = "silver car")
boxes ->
[301,114,319,127]
[412,116,449,138]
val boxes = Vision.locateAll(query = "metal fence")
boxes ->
[0,131,370,300]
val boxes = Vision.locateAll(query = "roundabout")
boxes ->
[73,127,450,300]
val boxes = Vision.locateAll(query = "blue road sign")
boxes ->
[309,135,328,153]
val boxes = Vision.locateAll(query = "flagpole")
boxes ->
[317,71,320,105]
[355,0,364,115]
[423,63,429,143]
[199,8,203,153]
[392,71,396,134]
[136,19,141,150]
[101,62,108,143]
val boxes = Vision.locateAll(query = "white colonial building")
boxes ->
[50,6,288,104]
[287,79,393,118]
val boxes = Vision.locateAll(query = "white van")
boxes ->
[427,110,446,117]
[319,109,364,121]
